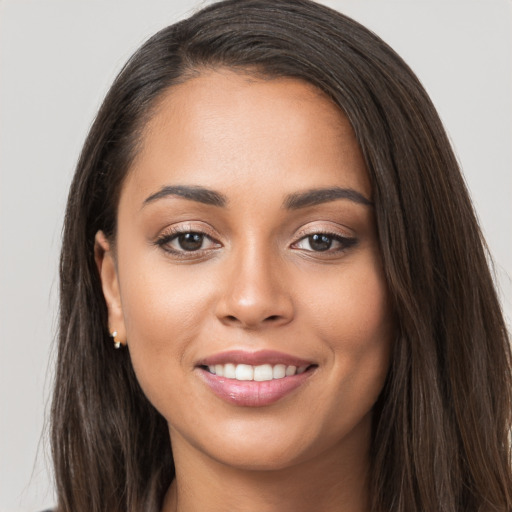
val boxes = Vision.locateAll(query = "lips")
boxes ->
[196,350,316,407]
[197,349,314,367]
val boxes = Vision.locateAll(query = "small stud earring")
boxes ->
[110,330,121,349]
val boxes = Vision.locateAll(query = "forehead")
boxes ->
[125,69,371,202]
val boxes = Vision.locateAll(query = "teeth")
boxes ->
[224,363,236,379]
[235,364,253,381]
[285,365,297,376]
[254,364,272,381]
[273,364,286,379]
[207,363,309,380]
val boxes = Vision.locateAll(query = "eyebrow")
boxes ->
[283,187,373,209]
[142,184,372,210]
[143,185,227,208]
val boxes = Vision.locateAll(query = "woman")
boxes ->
[50,0,512,511]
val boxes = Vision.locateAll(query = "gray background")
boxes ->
[1,1,510,510]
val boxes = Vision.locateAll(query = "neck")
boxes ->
[162,418,371,512]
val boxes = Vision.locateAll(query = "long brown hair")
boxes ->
[51,1,512,511]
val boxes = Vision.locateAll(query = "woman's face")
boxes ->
[97,70,393,472]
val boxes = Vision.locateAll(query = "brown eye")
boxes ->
[308,234,332,252]
[155,229,220,256]
[293,232,357,254]
[177,233,204,251]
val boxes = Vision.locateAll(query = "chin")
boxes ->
[208,441,315,472]
[172,410,373,475]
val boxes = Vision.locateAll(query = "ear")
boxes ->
[94,230,127,346]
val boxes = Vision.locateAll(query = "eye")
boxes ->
[156,229,220,255]
[293,232,357,253]
[173,232,207,251]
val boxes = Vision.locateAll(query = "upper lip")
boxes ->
[197,349,315,367]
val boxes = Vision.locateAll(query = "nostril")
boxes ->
[223,314,282,325]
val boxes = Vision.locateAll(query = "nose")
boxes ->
[214,243,294,330]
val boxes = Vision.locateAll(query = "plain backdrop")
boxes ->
[0,0,510,510]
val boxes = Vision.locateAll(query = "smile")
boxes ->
[196,350,317,407]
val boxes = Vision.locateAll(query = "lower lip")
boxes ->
[197,368,314,407]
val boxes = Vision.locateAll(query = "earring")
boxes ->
[110,330,121,349]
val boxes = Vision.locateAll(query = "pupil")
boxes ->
[309,234,332,251]
[178,233,203,251]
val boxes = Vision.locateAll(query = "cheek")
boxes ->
[119,247,215,340]
[296,266,392,448]
[300,256,393,391]
[116,253,217,405]
[304,258,391,340]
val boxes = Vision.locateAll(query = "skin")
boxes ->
[96,69,394,512]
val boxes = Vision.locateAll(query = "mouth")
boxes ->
[196,350,317,407]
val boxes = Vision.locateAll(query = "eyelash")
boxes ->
[154,226,220,258]
[154,227,357,258]
[291,230,357,255]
